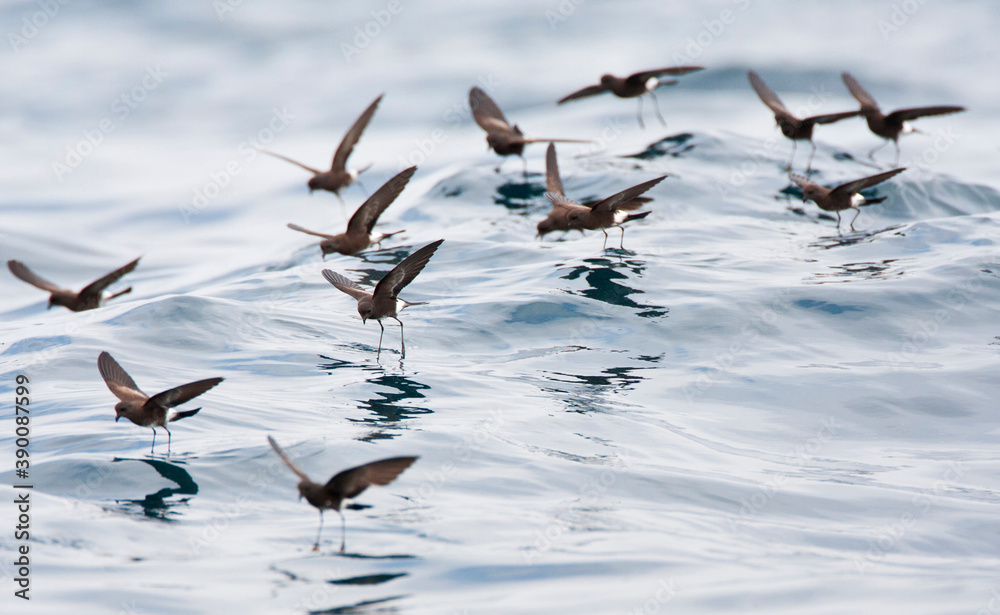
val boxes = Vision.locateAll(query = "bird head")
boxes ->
[307,176,321,193]
[357,300,374,324]
[114,402,131,422]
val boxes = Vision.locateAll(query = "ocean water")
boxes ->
[2,1,999,613]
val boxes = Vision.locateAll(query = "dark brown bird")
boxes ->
[548,175,668,249]
[322,239,444,359]
[469,87,589,173]
[841,72,965,165]
[267,435,417,552]
[263,94,383,202]
[7,257,139,312]
[536,143,650,239]
[287,166,415,257]
[97,351,223,454]
[557,66,704,129]
[790,167,906,231]
[747,71,860,172]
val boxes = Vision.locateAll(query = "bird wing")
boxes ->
[831,168,906,198]
[545,191,586,211]
[885,105,965,123]
[79,257,140,302]
[469,87,512,133]
[519,137,592,145]
[788,173,813,190]
[332,94,383,172]
[267,436,312,483]
[841,72,881,112]
[747,71,790,116]
[325,456,418,500]
[629,65,704,84]
[372,239,444,302]
[545,143,565,195]
[322,269,370,301]
[97,351,146,401]
[262,150,322,175]
[7,260,65,293]
[803,110,861,125]
[347,166,416,235]
[287,223,337,239]
[589,175,668,214]
[146,377,223,410]
[557,83,607,104]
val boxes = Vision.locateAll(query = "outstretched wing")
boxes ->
[788,173,813,190]
[628,65,704,86]
[262,150,323,175]
[841,72,880,112]
[372,239,444,302]
[79,257,140,302]
[267,435,312,483]
[557,83,606,105]
[831,168,906,198]
[7,260,64,293]
[347,166,416,235]
[146,377,223,410]
[469,87,512,133]
[885,105,965,124]
[97,351,145,401]
[332,94,383,172]
[325,456,418,500]
[589,176,668,214]
[545,191,585,210]
[287,223,337,240]
[803,110,861,125]
[747,70,790,116]
[545,143,564,195]
[322,269,370,301]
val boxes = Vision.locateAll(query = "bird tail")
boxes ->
[623,211,652,223]
[858,197,887,207]
[402,300,429,308]
[106,286,133,300]
[380,229,405,240]
[170,408,201,422]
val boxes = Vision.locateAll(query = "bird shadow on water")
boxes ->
[492,176,546,212]
[621,132,695,160]
[808,224,904,250]
[560,255,668,317]
[109,457,198,520]
[540,359,660,414]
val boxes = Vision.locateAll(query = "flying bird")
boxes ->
[263,94,383,201]
[97,351,223,454]
[469,87,589,173]
[322,239,444,359]
[747,71,860,172]
[268,435,417,552]
[536,143,649,239]
[547,175,668,249]
[841,72,965,165]
[7,257,139,311]
[790,167,906,231]
[287,166,414,257]
[557,66,704,129]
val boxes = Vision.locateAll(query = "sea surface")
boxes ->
[2,1,999,614]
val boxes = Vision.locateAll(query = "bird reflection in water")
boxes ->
[542,357,660,414]
[111,457,198,520]
[621,132,696,161]
[561,256,668,317]
[493,179,546,213]
[805,258,909,284]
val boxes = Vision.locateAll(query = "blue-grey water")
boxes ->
[2,1,999,613]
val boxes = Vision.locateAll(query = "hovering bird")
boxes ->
[469,86,589,173]
[287,166,415,257]
[747,71,860,172]
[263,94,383,201]
[557,66,704,129]
[841,72,965,165]
[546,175,668,249]
[268,435,417,552]
[322,239,444,359]
[7,257,139,312]
[536,143,650,239]
[97,351,223,454]
[790,167,906,231]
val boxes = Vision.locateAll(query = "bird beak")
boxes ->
[115,415,120,422]
[362,317,367,324]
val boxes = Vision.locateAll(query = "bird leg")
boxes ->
[338,510,347,554]
[867,139,889,160]
[601,229,609,250]
[786,140,797,172]
[314,510,324,551]
[619,226,627,250]
[165,426,172,456]
[394,317,406,359]
[649,92,667,127]
[521,156,528,178]
[835,211,842,229]
[849,207,862,232]
[806,141,816,174]
[892,140,901,168]
[376,320,385,360]
[150,428,157,455]
[636,97,645,130]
